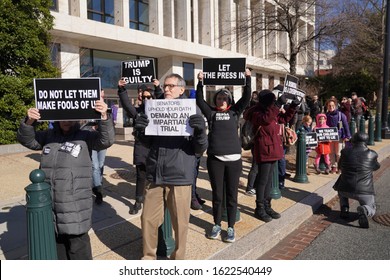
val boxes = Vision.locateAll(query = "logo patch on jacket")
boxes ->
[59,142,82,158]
[43,147,51,154]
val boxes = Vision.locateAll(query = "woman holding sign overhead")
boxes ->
[117,78,162,214]
[196,68,251,243]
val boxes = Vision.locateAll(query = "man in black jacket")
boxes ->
[133,73,208,260]
[333,132,380,228]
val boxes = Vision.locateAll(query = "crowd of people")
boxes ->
[17,71,379,260]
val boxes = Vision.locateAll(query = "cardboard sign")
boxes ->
[282,74,305,103]
[34,78,101,121]
[305,132,318,148]
[121,58,156,84]
[315,127,339,142]
[202,58,246,85]
[144,99,196,136]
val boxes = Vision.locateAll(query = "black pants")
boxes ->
[56,232,92,260]
[135,164,146,201]
[254,161,276,205]
[207,155,242,228]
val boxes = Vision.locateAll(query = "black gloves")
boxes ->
[275,94,288,108]
[189,114,205,134]
[291,96,302,107]
[134,113,149,131]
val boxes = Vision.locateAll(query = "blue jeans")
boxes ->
[91,149,107,187]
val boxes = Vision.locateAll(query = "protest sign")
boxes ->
[202,57,246,85]
[34,78,101,121]
[121,58,156,84]
[282,74,305,103]
[315,127,339,142]
[144,99,196,136]
[305,132,318,148]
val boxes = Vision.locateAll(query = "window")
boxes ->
[50,0,58,11]
[183,62,195,88]
[87,0,115,25]
[130,0,149,31]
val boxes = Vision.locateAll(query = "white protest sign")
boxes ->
[315,127,339,142]
[144,99,196,136]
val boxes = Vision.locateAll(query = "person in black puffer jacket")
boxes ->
[333,132,380,228]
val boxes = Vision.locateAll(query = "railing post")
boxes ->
[25,169,57,260]
[157,206,175,257]
[293,129,309,183]
[368,114,375,145]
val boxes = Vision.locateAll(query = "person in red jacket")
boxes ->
[248,90,299,222]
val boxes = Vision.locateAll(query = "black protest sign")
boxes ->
[121,58,156,84]
[305,132,318,148]
[315,127,339,142]
[202,58,246,85]
[34,78,101,121]
[282,74,305,102]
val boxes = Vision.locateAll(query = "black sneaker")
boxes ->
[357,206,369,228]
[191,198,202,210]
[92,187,103,205]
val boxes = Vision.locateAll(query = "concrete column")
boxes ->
[115,0,124,26]
[57,0,69,14]
[60,43,80,78]
[192,0,199,43]
[69,0,80,17]
[149,0,161,34]
[163,0,174,37]
[174,0,189,40]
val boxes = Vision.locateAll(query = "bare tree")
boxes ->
[231,0,340,75]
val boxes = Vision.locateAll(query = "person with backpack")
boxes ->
[325,99,351,174]
[248,90,299,222]
[196,68,251,243]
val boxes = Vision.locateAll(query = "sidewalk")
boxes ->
[1,136,390,260]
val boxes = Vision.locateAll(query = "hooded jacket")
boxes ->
[326,109,351,140]
[17,119,115,235]
[313,113,331,155]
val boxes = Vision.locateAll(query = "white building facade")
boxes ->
[50,0,315,128]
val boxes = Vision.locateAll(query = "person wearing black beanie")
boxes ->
[196,68,251,243]
[245,89,299,222]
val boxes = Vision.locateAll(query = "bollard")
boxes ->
[157,206,175,257]
[359,116,366,133]
[375,113,382,142]
[269,161,281,199]
[293,129,309,183]
[349,117,356,135]
[25,169,57,260]
[368,114,375,145]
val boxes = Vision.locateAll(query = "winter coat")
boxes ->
[314,113,331,155]
[118,86,149,165]
[334,143,380,195]
[135,95,208,186]
[249,103,297,163]
[17,119,115,235]
[340,102,352,123]
[326,110,351,140]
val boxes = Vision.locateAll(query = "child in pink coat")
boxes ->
[313,114,331,174]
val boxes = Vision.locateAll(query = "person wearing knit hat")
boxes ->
[196,68,252,243]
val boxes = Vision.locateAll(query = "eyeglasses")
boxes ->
[163,84,179,90]
[142,96,152,100]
